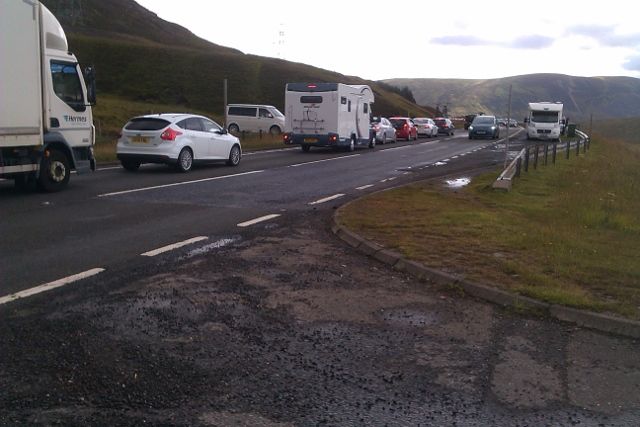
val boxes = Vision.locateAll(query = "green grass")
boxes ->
[337,138,640,319]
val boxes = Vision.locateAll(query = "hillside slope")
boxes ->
[41,0,429,139]
[385,74,640,122]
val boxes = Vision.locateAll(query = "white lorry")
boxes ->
[283,83,375,152]
[0,0,96,191]
[525,102,563,142]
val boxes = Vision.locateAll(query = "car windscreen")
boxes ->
[413,119,428,124]
[434,119,446,125]
[531,111,559,123]
[389,119,405,129]
[271,108,285,118]
[125,118,171,131]
[370,116,382,124]
[473,117,495,125]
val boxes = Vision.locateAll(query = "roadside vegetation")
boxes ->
[337,136,640,319]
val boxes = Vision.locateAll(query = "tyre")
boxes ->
[226,144,241,166]
[369,137,376,149]
[121,159,141,171]
[347,137,355,152]
[469,136,473,140]
[269,125,281,135]
[176,147,193,172]
[228,124,240,134]
[301,144,310,152]
[37,149,70,192]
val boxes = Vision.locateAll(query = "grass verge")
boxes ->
[337,138,640,319]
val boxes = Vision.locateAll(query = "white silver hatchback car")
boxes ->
[117,113,242,172]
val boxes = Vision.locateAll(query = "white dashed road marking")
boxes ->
[289,154,360,168]
[237,214,281,228]
[309,194,345,205]
[0,268,105,306]
[356,184,374,190]
[97,170,265,198]
[141,236,209,257]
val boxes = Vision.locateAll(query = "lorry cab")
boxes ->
[0,1,96,191]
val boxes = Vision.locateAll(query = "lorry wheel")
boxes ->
[37,149,70,192]
[176,148,193,172]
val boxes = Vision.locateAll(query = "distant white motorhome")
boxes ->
[226,104,285,135]
[526,102,563,141]
[283,83,375,152]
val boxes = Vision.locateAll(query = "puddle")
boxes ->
[445,177,471,188]
[183,236,241,258]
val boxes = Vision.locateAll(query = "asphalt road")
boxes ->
[1,131,498,296]
[2,129,639,426]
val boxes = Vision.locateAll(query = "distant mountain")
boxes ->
[41,0,430,139]
[384,74,640,123]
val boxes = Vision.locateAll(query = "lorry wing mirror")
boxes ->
[84,66,97,106]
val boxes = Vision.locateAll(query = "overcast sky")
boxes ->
[136,0,640,81]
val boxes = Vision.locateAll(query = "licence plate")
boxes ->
[303,137,318,143]
[131,136,150,144]
[477,131,486,134]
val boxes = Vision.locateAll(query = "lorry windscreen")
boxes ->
[531,111,559,123]
[51,60,85,112]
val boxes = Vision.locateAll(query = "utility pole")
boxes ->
[223,78,228,129]
[504,84,512,169]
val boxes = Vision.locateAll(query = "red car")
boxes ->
[389,117,418,141]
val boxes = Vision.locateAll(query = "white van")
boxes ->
[283,83,375,152]
[226,104,285,135]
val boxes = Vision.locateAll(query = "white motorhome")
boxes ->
[283,83,374,152]
[0,0,96,191]
[525,102,563,141]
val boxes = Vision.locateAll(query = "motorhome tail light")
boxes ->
[329,134,338,143]
[160,127,182,141]
[307,84,317,89]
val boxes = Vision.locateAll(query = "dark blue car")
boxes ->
[468,115,500,139]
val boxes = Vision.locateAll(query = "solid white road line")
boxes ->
[356,184,374,190]
[97,166,123,171]
[244,147,298,156]
[237,213,281,228]
[0,268,105,306]
[97,170,264,198]
[289,154,360,168]
[309,194,345,205]
[141,236,209,257]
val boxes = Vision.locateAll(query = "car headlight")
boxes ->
[491,126,496,130]
[469,126,474,131]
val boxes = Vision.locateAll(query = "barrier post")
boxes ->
[552,143,557,165]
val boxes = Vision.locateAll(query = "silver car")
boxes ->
[413,117,438,137]
[117,113,242,172]
[370,116,397,144]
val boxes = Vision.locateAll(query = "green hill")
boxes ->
[384,74,640,123]
[592,117,640,144]
[41,0,430,142]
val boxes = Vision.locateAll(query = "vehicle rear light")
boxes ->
[283,133,292,143]
[307,84,317,89]
[160,127,182,141]
[373,125,379,131]
[329,134,338,142]
[403,123,408,129]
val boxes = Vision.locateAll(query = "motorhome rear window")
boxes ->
[125,118,171,131]
[300,96,323,104]
[228,107,257,117]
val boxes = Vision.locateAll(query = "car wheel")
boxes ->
[469,135,473,140]
[269,125,281,135]
[121,159,141,171]
[301,144,310,152]
[228,124,240,134]
[226,144,241,166]
[369,137,375,149]
[176,147,193,172]
[37,149,70,192]
[347,137,355,152]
